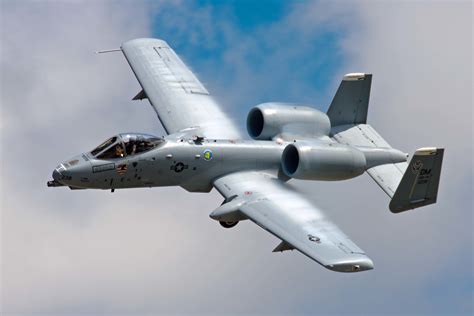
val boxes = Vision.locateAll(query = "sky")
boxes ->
[1,1,472,315]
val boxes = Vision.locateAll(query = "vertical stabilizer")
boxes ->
[329,73,444,213]
[389,148,444,213]
[327,73,372,126]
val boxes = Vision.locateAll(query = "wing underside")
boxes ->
[213,172,374,272]
[121,38,240,139]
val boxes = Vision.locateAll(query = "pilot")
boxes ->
[115,144,124,158]
[138,141,146,152]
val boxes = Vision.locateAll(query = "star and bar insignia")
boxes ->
[170,162,188,173]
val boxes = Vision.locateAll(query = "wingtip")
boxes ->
[121,38,168,48]
[326,257,374,273]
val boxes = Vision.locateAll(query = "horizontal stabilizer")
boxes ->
[367,162,407,198]
[389,148,444,213]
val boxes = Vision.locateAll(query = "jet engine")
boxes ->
[246,103,331,140]
[281,141,367,181]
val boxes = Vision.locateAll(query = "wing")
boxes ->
[213,172,374,272]
[121,38,241,139]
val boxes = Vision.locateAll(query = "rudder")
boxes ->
[389,147,444,213]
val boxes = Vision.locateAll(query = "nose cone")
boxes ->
[48,155,91,188]
[47,167,67,187]
[52,169,62,182]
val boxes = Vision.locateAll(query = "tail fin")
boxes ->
[328,73,444,213]
[333,123,445,212]
[389,148,444,213]
[327,73,372,126]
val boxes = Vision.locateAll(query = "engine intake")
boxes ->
[247,103,331,140]
[281,142,367,181]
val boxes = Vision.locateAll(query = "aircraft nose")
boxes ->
[52,169,62,182]
[48,155,90,188]
[48,167,67,187]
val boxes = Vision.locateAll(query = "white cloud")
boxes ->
[294,1,473,314]
[1,1,472,315]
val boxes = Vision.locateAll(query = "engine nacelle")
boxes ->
[246,103,331,140]
[281,141,366,181]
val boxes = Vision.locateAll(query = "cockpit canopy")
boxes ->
[91,133,164,160]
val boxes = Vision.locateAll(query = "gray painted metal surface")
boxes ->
[389,148,444,212]
[213,171,374,272]
[327,73,372,126]
[48,38,444,273]
[247,102,331,140]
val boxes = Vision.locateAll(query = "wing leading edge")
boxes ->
[121,38,241,139]
[213,172,374,272]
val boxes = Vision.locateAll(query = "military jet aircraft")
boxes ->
[48,38,444,272]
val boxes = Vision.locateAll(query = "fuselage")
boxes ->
[51,138,287,192]
[49,131,408,192]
